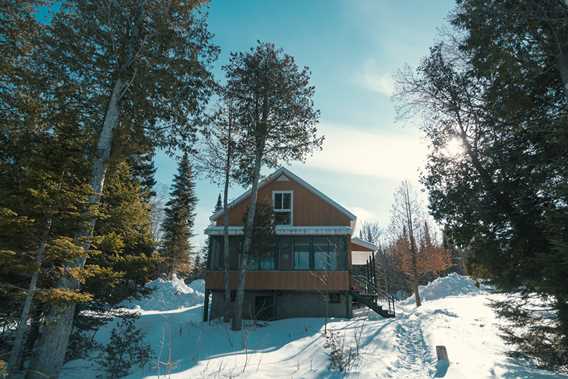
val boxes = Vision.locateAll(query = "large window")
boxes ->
[314,237,337,271]
[208,235,347,271]
[293,237,310,270]
[273,191,292,225]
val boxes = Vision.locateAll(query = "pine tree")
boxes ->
[161,153,198,279]
[223,42,322,330]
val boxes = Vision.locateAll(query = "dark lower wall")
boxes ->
[209,290,352,320]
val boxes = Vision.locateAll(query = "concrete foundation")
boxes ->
[209,290,352,320]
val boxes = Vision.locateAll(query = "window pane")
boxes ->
[314,251,337,270]
[294,237,311,270]
[283,193,291,209]
[274,212,291,225]
[294,251,310,269]
[246,254,258,271]
[278,237,292,270]
[274,193,282,210]
[259,255,275,270]
[331,237,346,270]
[229,237,241,270]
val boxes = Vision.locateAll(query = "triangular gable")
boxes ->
[210,167,357,223]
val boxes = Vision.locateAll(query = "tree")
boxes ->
[199,99,240,322]
[161,153,198,279]
[22,1,218,376]
[390,181,423,307]
[130,151,157,200]
[395,0,568,369]
[223,42,322,330]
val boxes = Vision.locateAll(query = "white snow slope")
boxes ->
[62,274,568,379]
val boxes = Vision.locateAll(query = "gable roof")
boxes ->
[209,167,357,223]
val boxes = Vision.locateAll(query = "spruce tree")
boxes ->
[161,153,198,279]
[129,151,157,200]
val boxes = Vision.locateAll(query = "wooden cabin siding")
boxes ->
[206,271,350,291]
[214,178,351,227]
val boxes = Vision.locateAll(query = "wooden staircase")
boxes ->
[351,252,396,318]
[351,291,396,318]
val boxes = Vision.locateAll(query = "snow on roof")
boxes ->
[351,237,378,251]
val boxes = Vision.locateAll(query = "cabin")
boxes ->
[203,167,395,321]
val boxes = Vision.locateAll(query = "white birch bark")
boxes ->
[403,183,422,308]
[27,78,125,379]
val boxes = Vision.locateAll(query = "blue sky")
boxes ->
[155,0,456,246]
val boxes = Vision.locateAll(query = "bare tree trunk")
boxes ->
[403,183,422,307]
[231,148,263,331]
[28,79,125,379]
[8,218,52,375]
[222,116,233,323]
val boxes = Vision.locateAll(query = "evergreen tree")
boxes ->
[215,193,223,213]
[161,153,198,279]
[129,151,157,200]
[16,1,218,376]
[395,0,568,370]
[223,42,322,330]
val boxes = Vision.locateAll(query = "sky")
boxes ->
[154,0,456,247]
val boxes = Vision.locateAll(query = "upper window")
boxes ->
[273,191,293,225]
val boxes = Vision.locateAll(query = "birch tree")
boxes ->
[24,1,217,377]
[223,42,322,331]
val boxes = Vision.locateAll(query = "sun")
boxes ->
[444,137,465,157]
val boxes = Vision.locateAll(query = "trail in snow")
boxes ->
[384,314,435,379]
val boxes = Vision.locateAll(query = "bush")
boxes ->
[98,314,153,378]
[324,330,358,372]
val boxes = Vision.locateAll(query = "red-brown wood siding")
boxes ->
[214,177,351,227]
[206,271,350,291]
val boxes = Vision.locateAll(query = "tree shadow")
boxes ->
[131,305,338,377]
[492,359,568,379]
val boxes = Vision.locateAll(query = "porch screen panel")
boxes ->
[278,237,292,270]
[333,236,347,270]
[259,242,275,270]
[293,237,310,270]
[314,236,337,271]
[209,237,223,270]
[229,237,241,270]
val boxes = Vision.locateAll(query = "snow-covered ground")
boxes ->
[62,274,568,379]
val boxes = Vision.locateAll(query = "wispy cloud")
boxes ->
[297,123,427,181]
[358,59,395,97]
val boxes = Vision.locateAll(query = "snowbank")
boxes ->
[121,275,204,311]
[61,273,568,379]
[401,273,482,305]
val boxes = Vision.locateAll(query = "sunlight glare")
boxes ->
[444,137,464,157]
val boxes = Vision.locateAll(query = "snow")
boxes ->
[61,274,568,379]
[120,275,204,312]
[400,272,481,305]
